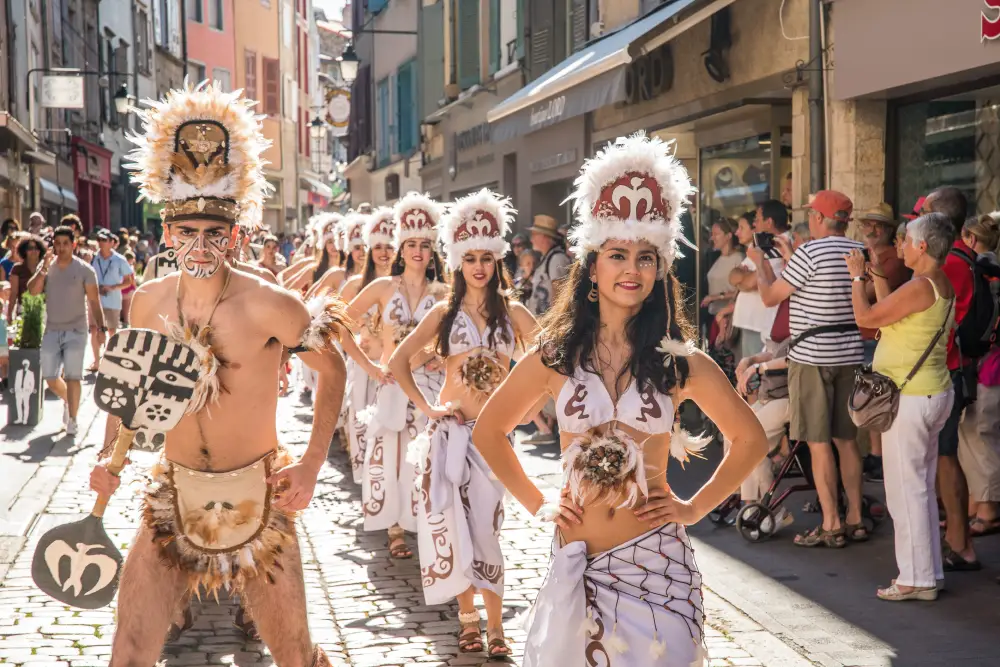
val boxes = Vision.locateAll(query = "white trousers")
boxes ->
[728,398,789,502]
[882,390,954,588]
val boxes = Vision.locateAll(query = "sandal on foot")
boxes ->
[942,546,982,572]
[877,583,937,601]
[969,516,1000,538]
[458,612,483,654]
[846,523,870,543]
[486,628,512,662]
[388,534,413,559]
[165,605,193,643]
[234,605,261,641]
[794,526,846,548]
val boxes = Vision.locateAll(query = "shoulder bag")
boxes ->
[848,299,953,433]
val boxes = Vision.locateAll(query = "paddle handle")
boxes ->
[92,425,137,519]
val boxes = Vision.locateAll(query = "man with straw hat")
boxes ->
[526,213,570,317]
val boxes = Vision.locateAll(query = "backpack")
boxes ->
[949,248,1000,359]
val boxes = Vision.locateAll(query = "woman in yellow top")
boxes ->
[846,212,956,603]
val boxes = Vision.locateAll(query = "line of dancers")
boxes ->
[280,132,769,666]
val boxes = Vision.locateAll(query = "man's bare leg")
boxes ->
[242,532,315,667]
[66,379,81,420]
[833,438,864,526]
[808,441,842,531]
[46,377,67,402]
[939,455,976,561]
[110,525,187,667]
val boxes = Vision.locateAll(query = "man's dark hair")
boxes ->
[2,218,20,237]
[927,187,968,232]
[52,225,76,242]
[758,199,790,232]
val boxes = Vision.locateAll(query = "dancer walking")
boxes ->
[347,192,448,559]
[281,213,341,294]
[472,134,768,667]
[88,82,348,667]
[309,212,368,297]
[389,189,539,659]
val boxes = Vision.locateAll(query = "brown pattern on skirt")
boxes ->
[352,413,368,475]
[418,422,439,515]
[584,578,611,667]
[420,513,455,587]
[459,482,472,515]
[364,436,386,517]
[471,559,503,586]
[492,501,504,536]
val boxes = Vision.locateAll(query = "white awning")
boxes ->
[39,178,62,206]
[61,186,78,211]
[300,176,334,199]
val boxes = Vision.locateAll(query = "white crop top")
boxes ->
[555,366,674,436]
[383,288,438,331]
[448,310,516,358]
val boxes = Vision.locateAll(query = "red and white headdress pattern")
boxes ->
[309,212,341,248]
[340,213,367,252]
[439,189,513,271]
[363,207,396,249]
[393,192,443,246]
[564,132,694,267]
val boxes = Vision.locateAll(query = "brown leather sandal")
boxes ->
[234,605,261,641]
[458,611,483,653]
[486,627,512,661]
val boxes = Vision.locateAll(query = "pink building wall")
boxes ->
[186,0,237,88]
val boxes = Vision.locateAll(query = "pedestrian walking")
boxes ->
[26,226,105,436]
[388,188,539,659]
[473,133,768,667]
[88,228,135,371]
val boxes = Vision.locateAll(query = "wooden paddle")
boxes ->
[31,329,201,609]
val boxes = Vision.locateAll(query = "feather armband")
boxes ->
[291,293,351,354]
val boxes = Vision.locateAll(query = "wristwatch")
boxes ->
[851,275,867,283]
[100,327,109,333]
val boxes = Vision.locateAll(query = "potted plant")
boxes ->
[8,293,45,427]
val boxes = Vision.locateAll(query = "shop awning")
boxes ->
[38,179,78,209]
[487,0,733,143]
[300,175,334,199]
[61,186,78,211]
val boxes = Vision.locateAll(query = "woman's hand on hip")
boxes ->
[634,487,700,527]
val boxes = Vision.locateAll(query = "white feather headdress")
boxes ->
[309,212,342,249]
[393,192,443,246]
[125,80,273,230]
[340,213,367,251]
[363,207,396,249]
[563,132,694,267]
[439,189,513,271]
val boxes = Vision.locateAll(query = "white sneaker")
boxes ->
[66,418,78,436]
[760,508,794,535]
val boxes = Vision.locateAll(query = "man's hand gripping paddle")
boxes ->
[31,329,201,608]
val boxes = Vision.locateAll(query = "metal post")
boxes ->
[808,0,825,193]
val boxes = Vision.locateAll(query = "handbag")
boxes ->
[770,299,791,343]
[849,299,953,432]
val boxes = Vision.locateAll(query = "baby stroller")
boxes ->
[710,437,887,542]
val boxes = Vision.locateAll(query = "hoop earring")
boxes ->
[588,280,599,303]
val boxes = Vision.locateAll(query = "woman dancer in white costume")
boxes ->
[472,134,768,667]
[338,207,397,482]
[388,189,540,659]
[279,213,340,292]
[309,212,369,297]
[347,192,449,559]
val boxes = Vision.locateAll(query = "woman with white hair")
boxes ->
[846,212,956,602]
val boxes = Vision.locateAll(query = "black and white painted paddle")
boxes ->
[31,329,201,609]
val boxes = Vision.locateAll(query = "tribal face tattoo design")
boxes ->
[170,222,233,278]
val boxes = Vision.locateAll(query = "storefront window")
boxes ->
[895,87,1000,216]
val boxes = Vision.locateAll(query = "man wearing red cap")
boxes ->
[750,190,867,548]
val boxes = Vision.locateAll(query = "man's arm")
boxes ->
[749,249,796,307]
[26,253,51,295]
[85,282,107,332]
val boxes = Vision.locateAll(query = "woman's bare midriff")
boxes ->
[440,351,511,421]
[557,430,672,555]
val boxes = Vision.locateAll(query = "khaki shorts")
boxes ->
[788,361,859,443]
[89,307,121,330]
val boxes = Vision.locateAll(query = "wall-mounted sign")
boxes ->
[530,149,577,174]
[325,87,351,138]
[40,76,84,109]
[983,0,1000,40]
[455,122,491,152]
[624,43,674,106]
[529,96,567,129]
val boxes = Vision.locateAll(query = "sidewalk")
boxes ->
[0,390,816,667]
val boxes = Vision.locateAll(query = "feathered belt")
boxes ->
[143,448,296,599]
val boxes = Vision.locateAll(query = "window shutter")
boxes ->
[396,62,416,154]
[515,0,525,60]
[263,58,280,116]
[369,0,388,13]
[529,0,553,80]
[489,0,500,74]
[245,51,257,101]
[570,0,587,52]
[457,0,479,89]
[377,78,390,164]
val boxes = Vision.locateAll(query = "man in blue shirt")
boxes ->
[89,228,134,370]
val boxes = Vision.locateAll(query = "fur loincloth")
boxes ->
[142,448,296,599]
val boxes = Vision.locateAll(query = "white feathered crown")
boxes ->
[363,207,396,249]
[340,213,367,252]
[125,80,273,230]
[564,132,694,267]
[393,192,443,246]
[440,189,513,271]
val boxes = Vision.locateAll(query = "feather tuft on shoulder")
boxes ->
[299,292,352,352]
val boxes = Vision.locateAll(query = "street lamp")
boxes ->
[309,116,327,140]
[114,83,135,115]
[337,44,359,84]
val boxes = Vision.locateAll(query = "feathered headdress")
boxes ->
[125,80,273,230]
[340,213,367,252]
[363,207,396,249]
[392,192,443,247]
[439,189,513,271]
[563,132,695,267]
[309,212,341,249]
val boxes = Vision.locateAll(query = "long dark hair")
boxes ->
[360,244,395,289]
[437,258,514,358]
[313,245,333,283]
[390,240,445,283]
[538,252,695,394]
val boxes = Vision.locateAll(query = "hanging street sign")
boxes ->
[40,76,85,109]
[325,87,351,138]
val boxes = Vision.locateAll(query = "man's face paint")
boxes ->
[168,222,233,278]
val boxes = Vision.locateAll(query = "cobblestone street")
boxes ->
[0,385,816,667]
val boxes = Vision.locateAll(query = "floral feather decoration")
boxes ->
[161,315,225,414]
[299,292,351,352]
[563,431,648,509]
[125,80,273,230]
[459,351,505,396]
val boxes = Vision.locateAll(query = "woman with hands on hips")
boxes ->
[472,134,769,667]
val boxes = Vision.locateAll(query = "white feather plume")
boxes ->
[406,432,432,474]
[579,611,600,638]
[392,192,443,246]
[656,336,697,360]
[649,634,667,660]
[439,188,514,271]
[340,213,367,251]
[605,625,629,655]
[363,207,397,249]
[670,422,712,468]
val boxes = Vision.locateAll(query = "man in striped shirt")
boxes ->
[751,190,866,548]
